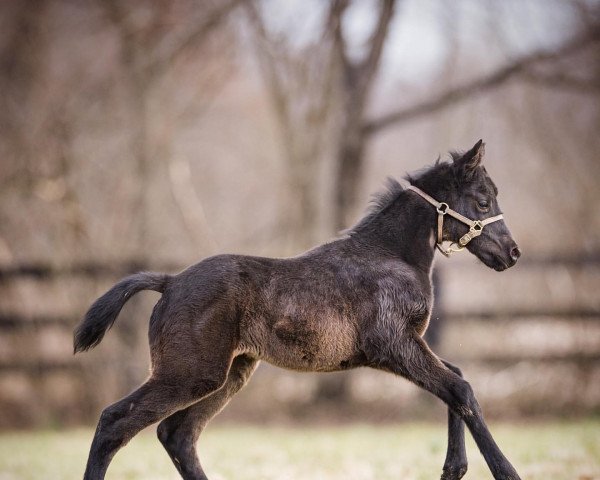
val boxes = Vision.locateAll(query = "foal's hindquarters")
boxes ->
[82,255,369,479]
[83,263,253,479]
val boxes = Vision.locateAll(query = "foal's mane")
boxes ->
[346,157,455,236]
[346,177,405,234]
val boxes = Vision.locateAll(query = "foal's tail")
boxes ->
[73,272,170,354]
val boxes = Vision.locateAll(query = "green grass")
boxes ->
[0,421,598,479]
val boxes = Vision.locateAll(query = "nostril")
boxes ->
[510,246,521,261]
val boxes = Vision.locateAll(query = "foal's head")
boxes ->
[412,140,521,271]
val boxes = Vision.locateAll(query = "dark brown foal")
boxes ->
[75,140,522,480]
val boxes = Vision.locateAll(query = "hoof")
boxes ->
[441,463,468,480]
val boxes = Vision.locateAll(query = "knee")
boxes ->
[450,380,479,418]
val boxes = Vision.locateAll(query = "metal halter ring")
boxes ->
[436,203,449,214]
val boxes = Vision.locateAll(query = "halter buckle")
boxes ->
[459,221,484,247]
[436,203,449,215]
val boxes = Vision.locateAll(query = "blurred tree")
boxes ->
[102,0,240,258]
[98,0,241,389]
[246,0,396,249]
[0,0,88,261]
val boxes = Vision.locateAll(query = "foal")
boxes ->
[74,140,522,480]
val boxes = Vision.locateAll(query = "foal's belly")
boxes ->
[239,313,361,372]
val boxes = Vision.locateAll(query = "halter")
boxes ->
[407,185,504,257]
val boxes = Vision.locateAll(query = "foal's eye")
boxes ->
[477,200,490,211]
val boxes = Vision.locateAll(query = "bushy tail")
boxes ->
[73,272,170,354]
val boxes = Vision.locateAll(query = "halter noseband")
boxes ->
[407,185,504,257]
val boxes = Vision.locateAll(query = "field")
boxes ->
[0,421,598,480]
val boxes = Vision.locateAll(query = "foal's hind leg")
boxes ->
[157,354,258,480]
[84,347,234,480]
[382,335,521,480]
[440,359,467,480]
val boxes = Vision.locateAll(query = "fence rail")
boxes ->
[1,309,597,331]
[447,309,600,321]
[1,251,598,278]
[0,255,599,426]
[0,260,182,280]
[0,362,83,373]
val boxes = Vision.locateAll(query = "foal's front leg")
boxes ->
[440,359,467,480]
[383,335,521,480]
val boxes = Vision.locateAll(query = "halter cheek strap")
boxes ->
[406,185,504,257]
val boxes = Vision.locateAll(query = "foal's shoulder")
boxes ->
[372,258,430,293]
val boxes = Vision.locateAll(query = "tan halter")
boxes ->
[407,185,504,257]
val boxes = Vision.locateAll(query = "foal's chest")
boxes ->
[375,274,433,337]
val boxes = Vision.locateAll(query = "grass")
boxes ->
[0,420,598,479]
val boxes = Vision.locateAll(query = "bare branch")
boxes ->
[358,0,396,86]
[101,0,141,70]
[102,0,239,80]
[364,30,600,135]
[243,1,292,144]
[327,0,351,78]
[168,157,219,255]
[147,0,241,77]
[522,70,600,92]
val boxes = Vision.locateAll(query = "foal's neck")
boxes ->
[351,189,438,274]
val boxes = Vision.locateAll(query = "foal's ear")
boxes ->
[454,139,485,179]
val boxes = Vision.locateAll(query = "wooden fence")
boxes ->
[0,254,598,427]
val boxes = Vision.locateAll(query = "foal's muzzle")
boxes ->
[481,237,521,271]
